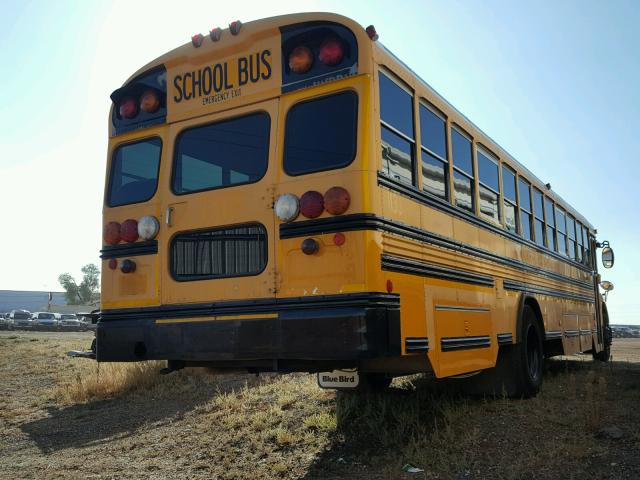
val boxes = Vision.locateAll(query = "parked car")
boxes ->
[0,313,8,330]
[8,310,32,329]
[56,313,82,330]
[31,312,59,331]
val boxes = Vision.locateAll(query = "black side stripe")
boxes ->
[100,240,158,259]
[377,172,593,274]
[503,280,594,304]
[280,214,592,291]
[497,333,513,345]
[580,329,593,335]
[545,331,563,340]
[441,336,491,352]
[564,330,580,337]
[405,337,429,353]
[382,255,494,287]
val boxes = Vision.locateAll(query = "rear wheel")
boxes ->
[462,304,543,398]
[593,307,612,362]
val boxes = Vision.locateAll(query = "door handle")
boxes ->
[165,207,174,227]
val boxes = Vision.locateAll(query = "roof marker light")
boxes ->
[229,20,242,35]
[366,25,379,41]
[119,97,138,119]
[210,27,222,41]
[192,33,204,47]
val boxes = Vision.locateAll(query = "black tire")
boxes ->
[463,305,543,398]
[593,307,612,362]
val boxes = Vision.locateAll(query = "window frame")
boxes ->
[544,196,557,252]
[451,125,475,213]
[107,136,163,208]
[379,69,417,186]
[171,110,271,195]
[532,187,546,247]
[476,145,501,224]
[518,177,533,242]
[555,206,568,256]
[419,100,449,200]
[283,90,359,177]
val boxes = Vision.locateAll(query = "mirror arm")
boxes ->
[596,240,610,249]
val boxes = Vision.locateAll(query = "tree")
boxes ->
[58,263,101,305]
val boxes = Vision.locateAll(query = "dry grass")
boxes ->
[55,361,165,404]
[1,331,640,480]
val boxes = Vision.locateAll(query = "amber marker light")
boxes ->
[140,90,160,113]
[289,46,313,74]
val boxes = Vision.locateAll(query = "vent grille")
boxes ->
[171,224,267,281]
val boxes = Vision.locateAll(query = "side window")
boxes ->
[518,178,532,241]
[533,189,545,247]
[108,137,162,207]
[567,215,577,260]
[379,72,415,185]
[420,103,448,200]
[502,165,518,233]
[173,112,270,194]
[544,197,556,251]
[477,148,500,223]
[451,127,474,212]
[284,91,358,175]
[556,207,567,255]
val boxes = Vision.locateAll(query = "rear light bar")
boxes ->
[280,22,358,94]
[110,66,167,135]
[103,216,160,246]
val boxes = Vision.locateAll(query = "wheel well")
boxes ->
[516,295,545,343]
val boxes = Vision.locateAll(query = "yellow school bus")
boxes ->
[97,12,615,397]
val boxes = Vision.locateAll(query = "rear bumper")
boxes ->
[96,293,401,371]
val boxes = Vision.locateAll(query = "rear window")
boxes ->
[283,91,358,176]
[108,137,162,207]
[172,112,270,194]
[13,312,30,319]
[61,315,76,320]
[38,313,55,319]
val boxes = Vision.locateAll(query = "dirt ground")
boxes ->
[1,331,639,480]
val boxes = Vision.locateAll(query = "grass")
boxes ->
[2,331,640,479]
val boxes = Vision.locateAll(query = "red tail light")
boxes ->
[366,25,379,41]
[121,219,139,243]
[333,232,346,246]
[300,191,324,218]
[104,222,121,245]
[289,46,313,74]
[108,259,118,270]
[324,187,350,215]
[140,90,160,113]
[319,38,344,66]
[119,97,137,119]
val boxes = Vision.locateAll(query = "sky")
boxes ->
[0,0,638,323]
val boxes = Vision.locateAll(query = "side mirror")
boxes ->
[601,246,615,269]
[600,281,614,292]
